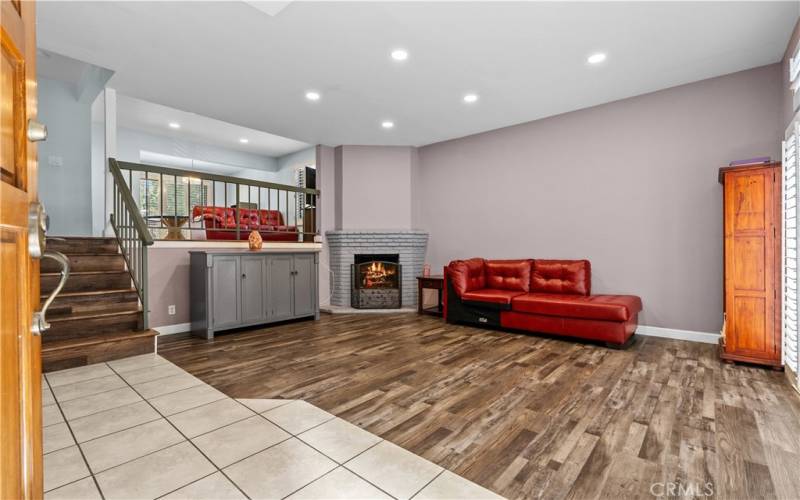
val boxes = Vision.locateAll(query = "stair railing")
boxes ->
[109,158,154,329]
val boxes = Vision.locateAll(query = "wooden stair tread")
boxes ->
[42,330,157,351]
[42,288,137,299]
[41,270,129,276]
[47,309,142,323]
[49,251,121,256]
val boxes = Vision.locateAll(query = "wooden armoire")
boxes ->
[719,162,782,368]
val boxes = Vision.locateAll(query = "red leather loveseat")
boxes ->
[444,258,642,347]
[192,206,298,241]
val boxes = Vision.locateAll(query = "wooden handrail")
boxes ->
[116,160,320,196]
[109,159,154,246]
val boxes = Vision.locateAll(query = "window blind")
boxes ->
[784,117,800,388]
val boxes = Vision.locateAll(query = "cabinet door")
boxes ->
[293,254,316,317]
[212,256,241,329]
[267,255,294,321]
[241,255,266,324]
[724,168,779,362]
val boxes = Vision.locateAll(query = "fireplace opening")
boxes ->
[351,254,401,309]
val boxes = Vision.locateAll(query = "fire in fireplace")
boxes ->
[351,254,401,309]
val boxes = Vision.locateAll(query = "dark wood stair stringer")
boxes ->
[41,237,156,372]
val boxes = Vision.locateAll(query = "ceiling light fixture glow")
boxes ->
[239,138,249,144]
[463,93,479,103]
[587,52,607,64]
[305,91,321,101]
[381,121,395,129]
[391,49,408,61]
[168,122,181,129]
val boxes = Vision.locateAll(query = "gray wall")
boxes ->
[416,64,783,333]
[38,77,95,235]
[334,145,417,230]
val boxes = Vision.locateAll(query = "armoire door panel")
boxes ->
[732,174,766,231]
[731,296,767,354]
[732,236,766,291]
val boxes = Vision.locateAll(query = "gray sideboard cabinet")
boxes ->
[190,250,320,339]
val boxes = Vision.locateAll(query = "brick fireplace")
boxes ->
[326,230,428,308]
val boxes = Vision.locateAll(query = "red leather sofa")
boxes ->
[191,206,298,241]
[444,258,642,347]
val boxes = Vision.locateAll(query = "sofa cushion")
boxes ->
[462,288,526,305]
[511,293,642,322]
[485,260,532,292]
[532,260,591,295]
[448,258,486,297]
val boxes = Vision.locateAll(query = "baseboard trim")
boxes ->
[153,322,192,336]
[152,321,720,345]
[637,325,720,344]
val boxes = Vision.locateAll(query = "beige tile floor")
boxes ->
[42,354,504,500]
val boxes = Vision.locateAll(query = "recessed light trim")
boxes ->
[587,52,607,64]
[239,138,249,144]
[168,122,181,129]
[463,93,479,103]
[381,121,395,129]
[305,91,321,101]
[391,49,408,61]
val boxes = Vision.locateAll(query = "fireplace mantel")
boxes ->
[326,230,428,308]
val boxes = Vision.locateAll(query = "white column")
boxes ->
[103,88,117,236]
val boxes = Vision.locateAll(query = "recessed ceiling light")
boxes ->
[587,52,607,65]
[168,122,181,129]
[463,93,479,103]
[305,91,321,101]
[381,121,395,129]
[391,49,408,61]
[239,138,249,144]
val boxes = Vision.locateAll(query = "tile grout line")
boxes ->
[43,366,107,500]
[408,469,445,499]
[105,361,253,500]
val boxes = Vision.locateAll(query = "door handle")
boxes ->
[32,251,70,336]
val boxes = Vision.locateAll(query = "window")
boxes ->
[784,115,799,389]
[138,176,208,217]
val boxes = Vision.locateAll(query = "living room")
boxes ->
[3,1,800,499]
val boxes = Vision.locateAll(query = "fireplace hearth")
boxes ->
[351,254,402,309]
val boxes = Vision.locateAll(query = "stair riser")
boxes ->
[42,273,132,294]
[46,238,119,254]
[48,292,140,317]
[42,335,155,373]
[44,313,142,341]
[42,254,125,273]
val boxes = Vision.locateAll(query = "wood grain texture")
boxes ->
[721,164,781,367]
[159,314,800,499]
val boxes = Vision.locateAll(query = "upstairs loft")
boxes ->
[110,159,320,244]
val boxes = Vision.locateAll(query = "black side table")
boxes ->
[417,275,444,316]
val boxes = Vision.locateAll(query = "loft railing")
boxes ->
[113,160,320,242]
[109,158,154,329]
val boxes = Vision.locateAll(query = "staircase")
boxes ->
[41,236,157,372]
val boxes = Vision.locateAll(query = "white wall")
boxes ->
[116,127,279,179]
[38,77,95,235]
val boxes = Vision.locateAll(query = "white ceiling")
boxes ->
[109,93,312,158]
[37,1,799,147]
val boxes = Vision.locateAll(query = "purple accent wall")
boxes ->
[416,64,782,333]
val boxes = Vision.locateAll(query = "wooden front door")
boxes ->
[1,0,42,498]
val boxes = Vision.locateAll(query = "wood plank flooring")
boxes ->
[158,314,800,499]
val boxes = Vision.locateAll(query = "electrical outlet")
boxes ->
[168,305,176,315]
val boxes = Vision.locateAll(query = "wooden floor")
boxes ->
[159,314,800,500]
